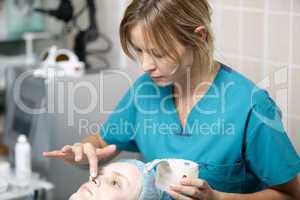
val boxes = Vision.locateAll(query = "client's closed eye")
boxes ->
[110,177,122,189]
[99,168,128,190]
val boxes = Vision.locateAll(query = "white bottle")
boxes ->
[15,135,32,187]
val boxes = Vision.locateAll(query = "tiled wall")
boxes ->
[209,0,300,153]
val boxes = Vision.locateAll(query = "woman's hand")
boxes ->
[43,143,117,178]
[167,177,222,200]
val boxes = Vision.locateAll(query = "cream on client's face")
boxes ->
[70,162,143,200]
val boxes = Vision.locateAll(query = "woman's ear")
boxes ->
[194,26,207,41]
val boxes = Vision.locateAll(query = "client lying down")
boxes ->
[69,159,168,200]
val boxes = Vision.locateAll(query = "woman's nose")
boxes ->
[141,53,156,72]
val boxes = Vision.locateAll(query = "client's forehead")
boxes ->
[103,162,142,182]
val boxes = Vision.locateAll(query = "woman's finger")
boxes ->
[83,143,99,178]
[170,184,203,199]
[72,143,84,162]
[95,145,117,160]
[181,178,209,190]
[62,152,80,164]
[63,157,77,165]
[62,145,73,153]
[43,150,67,158]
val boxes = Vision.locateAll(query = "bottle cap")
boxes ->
[17,135,27,143]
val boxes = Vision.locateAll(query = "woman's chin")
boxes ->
[152,78,172,86]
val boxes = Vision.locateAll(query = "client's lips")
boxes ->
[80,184,93,195]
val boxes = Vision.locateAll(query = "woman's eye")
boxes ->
[134,47,142,53]
[152,51,165,58]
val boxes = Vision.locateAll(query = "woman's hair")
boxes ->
[120,0,214,71]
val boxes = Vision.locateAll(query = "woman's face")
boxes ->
[130,23,194,86]
[69,162,143,200]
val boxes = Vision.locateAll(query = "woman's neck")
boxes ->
[173,61,220,100]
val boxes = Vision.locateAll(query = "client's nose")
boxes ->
[93,178,101,187]
[90,176,101,187]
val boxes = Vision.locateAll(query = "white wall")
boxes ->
[209,0,300,153]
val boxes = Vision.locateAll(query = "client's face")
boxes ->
[70,162,143,200]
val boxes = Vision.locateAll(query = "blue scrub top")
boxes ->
[100,63,300,193]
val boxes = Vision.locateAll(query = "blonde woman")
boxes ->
[44,0,300,199]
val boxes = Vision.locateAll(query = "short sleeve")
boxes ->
[99,85,139,152]
[245,91,300,186]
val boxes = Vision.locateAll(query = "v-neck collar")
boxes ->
[166,64,224,135]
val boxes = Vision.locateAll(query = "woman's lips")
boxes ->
[151,76,165,80]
